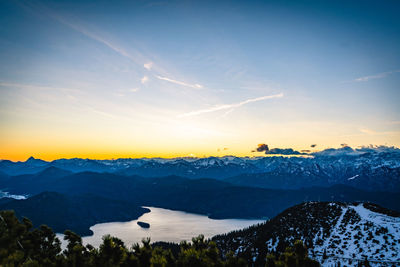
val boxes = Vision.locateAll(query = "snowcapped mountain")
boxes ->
[1,147,399,191]
[212,202,400,266]
[226,155,400,192]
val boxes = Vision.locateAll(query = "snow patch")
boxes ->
[348,174,360,180]
[311,204,400,266]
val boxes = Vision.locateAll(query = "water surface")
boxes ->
[61,207,264,247]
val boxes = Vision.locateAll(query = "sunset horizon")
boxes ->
[2,143,399,162]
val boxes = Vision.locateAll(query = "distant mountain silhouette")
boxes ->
[25,156,48,166]
[1,152,399,192]
[36,166,73,177]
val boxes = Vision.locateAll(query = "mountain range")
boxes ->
[1,146,400,192]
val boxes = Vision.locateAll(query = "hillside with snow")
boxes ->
[213,202,400,266]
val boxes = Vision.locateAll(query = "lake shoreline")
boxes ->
[57,206,263,249]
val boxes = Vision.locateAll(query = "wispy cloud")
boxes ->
[55,16,206,91]
[0,81,120,119]
[156,76,203,89]
[387,120,400,125]
[23,2,146,67]
[359,128,400,136]
[24,3,209,94]
[0,82,81,94]
[354,69,400,82]
[359,128,377,135]
[178,93,284,118]
[86,107,117,119]
[144,62,153,70]
[57,19,139,64]
[0,82,55,90]
[141,76,149,84]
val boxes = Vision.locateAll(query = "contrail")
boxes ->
[156,76,203,89]
[178,93,284,118]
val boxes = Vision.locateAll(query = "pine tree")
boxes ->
[265,240,320,267]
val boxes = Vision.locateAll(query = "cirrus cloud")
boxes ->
[353,69,400,82]
[144,62,153,70]
[156,75,203,89]
[178,93,284,118]
[141,76,149,84]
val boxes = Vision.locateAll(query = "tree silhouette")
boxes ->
[0,210,322,267]
[265,240,320,267]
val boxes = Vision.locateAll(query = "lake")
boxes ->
[58,207,264,248]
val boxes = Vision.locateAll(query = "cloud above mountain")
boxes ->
[256,144,269,152]
[253,144,400,157]
[265,148,307,155]
[313,145,400,157]
[253,144,307,155]
[356,145,400,154]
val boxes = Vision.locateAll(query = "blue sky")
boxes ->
[0,0,399,160]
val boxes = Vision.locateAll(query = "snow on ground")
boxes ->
[347,174,359,180]
[263,203,400,266]
[0,190,27,200]
[266,237,279,252]
[311,204,400,266]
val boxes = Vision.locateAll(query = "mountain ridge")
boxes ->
[212,201,400,266]
[1,151,399,192]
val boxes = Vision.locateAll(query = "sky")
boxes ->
[0,0,400,161]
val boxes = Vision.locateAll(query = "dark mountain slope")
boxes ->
[2,167,72,194]
[0,170,9,183]
[35,166,73,177]
[0,191,149,236]
[2,170,400,224]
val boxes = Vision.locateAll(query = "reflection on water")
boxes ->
[59,207,264,248]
